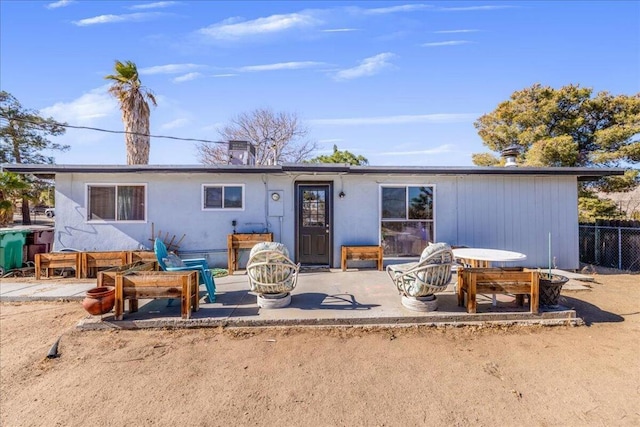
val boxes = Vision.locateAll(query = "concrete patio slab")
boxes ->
[1,269,582,328]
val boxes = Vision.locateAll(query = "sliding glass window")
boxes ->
[380,185,434,257]
[87,184,146,222]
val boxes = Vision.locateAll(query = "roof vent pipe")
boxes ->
[501,144,521,167]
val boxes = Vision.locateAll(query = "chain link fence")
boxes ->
[579,220,640,271]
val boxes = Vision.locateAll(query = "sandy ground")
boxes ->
[1,269,639,427]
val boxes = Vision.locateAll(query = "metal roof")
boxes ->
[0,163,626,181]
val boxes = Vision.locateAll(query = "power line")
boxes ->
[0,114,226,145]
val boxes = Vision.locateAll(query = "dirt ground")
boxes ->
[1,269,639,427]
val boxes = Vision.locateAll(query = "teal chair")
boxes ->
[154,238,216,303]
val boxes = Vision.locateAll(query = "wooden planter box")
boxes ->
[341,245,383,271]
[457,267,539,314]
[34,252,81,279]
[114,271,199,320]
[81,251,128,278]
[97,261,158,288]
[227,233,273,275]
[127,250,158,265]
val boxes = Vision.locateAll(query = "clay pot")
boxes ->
[82,286,115,315]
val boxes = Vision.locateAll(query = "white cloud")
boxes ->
[198,12,320,40]
[309,113,477,126]
[239,61,326,72]
[73,12,163,26]
[40,86,117,125]
[422,40,472,47]
[363,4,433,14]
[434,29,479,34]
[130,1,177,10]
[322,28,358,33]
[379,144,454,155]
[160,118,190,130]
[172,72,202,83]
[46,0,73,9]
[333,53,394,81]
[139,63,202,75]
[212,74,238,78]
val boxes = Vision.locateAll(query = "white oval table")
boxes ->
[452,248,527,265]
[452,248,527,306]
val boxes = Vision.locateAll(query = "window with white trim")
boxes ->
[87,184,146,221]
[202,184,244,210]
[380,185,434,257]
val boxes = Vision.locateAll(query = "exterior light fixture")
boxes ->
[339,191,346,199]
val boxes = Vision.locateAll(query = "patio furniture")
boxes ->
[154,238,216,303]
[457,267,539,314]
[341,245,383,271]
[452,247,527,268]
[386,242,454,311]
[246,242,300,308]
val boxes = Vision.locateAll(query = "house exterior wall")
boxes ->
[52,172,579,270]
[453,175,579,269]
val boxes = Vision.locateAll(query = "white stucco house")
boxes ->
[2,163,623,270]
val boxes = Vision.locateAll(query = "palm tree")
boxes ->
[105,60,157,165]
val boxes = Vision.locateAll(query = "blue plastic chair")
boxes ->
[154,238,216,303]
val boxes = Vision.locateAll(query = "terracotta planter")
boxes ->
[82,286,115,315]
[539,274,569,307]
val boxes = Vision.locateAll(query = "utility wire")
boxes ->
[0,114,226,144]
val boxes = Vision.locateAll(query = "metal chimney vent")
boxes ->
[501,144,521,167]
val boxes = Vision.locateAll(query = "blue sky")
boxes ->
[1,1,638,166]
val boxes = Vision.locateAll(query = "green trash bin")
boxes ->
[0,229,29,273]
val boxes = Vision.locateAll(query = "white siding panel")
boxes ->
[455,175,579,269]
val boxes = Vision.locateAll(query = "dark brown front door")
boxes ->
[296,183,332,265]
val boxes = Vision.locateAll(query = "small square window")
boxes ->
[203,185,244,210]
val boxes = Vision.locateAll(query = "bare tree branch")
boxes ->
[197,108,317,165]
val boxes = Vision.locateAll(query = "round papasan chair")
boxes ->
[246,242,300,308]
[386,242,454,312]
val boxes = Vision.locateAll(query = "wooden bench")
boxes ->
[457,267,539,314]
[114,271,199,320]
[81,251,129,278]
[34,252,81,279]
[341,245,383,271]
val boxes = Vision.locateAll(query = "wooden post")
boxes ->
[467,273,477,314]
